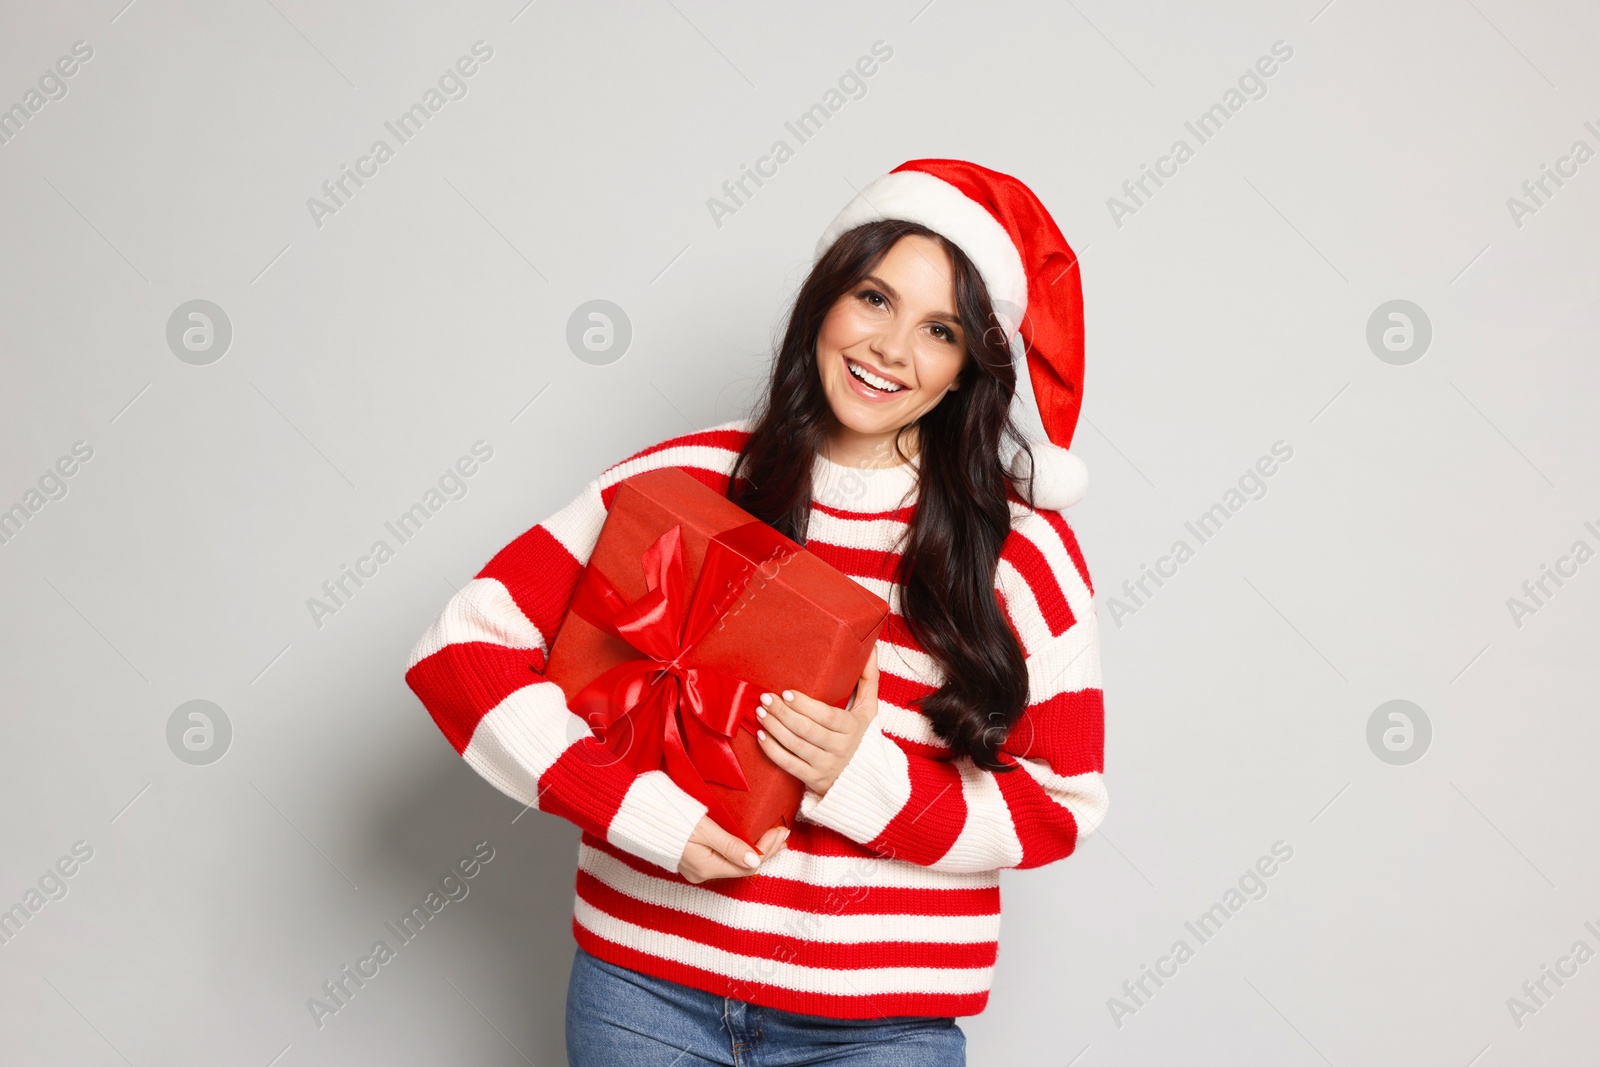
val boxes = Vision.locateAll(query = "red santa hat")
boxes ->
[814,158,1089,509]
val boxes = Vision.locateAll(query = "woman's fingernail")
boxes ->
[757,729,766,740]
[756,705,767,718]
[760,693,773,706]
[782,690,794,701]
[745,851,760,867]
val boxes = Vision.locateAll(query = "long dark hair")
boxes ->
[729,218,1040,772]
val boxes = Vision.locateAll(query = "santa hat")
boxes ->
[814,158,1088,509]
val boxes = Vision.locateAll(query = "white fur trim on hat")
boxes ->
[815,170,1030,339]
[1002,437,1088,510]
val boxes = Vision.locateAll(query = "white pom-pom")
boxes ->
[1004,438,1088,510]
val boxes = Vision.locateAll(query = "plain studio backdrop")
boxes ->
[1,1,1596,1064]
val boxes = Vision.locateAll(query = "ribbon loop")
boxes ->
[566,521,801,802]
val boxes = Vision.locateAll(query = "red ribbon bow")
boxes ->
[566,520,800,805]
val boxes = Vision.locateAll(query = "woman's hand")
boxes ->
[755,646,881,797]
[677,816,789,884]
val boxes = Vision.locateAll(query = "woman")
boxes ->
[405,159,1106,1066]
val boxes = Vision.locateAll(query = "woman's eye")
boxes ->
[859,289,886,306]
[931,324,954,342]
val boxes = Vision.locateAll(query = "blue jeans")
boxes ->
[565,945,966,1066]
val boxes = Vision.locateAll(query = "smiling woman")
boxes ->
[406,158,1104,1067]
[815,234,970,468]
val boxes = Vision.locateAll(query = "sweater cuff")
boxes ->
[797,716,910,845]
[607,771,709,874]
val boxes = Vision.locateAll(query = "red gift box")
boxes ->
[543,467,890,850]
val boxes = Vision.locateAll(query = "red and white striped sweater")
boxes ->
[405,419,1107,1019]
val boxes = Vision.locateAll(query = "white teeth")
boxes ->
[847,359,904,392]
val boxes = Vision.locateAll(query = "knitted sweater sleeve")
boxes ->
[797,507,1108,873]
[403,438,736,875]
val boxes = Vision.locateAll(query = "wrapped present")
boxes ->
[543,467,890,851]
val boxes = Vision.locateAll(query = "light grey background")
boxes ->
[2,0,1596,1064]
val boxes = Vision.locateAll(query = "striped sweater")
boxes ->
[404,419,1107,1020]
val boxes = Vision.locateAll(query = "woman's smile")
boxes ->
[842,354,908,399]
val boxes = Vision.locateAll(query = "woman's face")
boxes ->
[815,233,968,450]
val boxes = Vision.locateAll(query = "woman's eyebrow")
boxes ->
[862,274,960,326]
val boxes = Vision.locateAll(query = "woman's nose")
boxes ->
[869,322,914,366]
